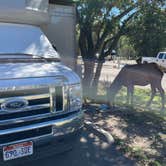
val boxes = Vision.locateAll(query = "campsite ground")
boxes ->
[85,104,166,166]
[26,104,166,166]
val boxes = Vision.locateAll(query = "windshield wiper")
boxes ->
[0,53,34,56]
[0,53,61,62]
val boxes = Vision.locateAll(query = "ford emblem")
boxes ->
[1,99,28,111]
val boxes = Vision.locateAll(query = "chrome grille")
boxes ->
[0,87,50,119]
[0,85,65,145]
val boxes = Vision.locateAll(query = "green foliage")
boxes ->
[127,2,166,57]
[76,0,138,59]
[117,36,136,59]
[77,0,166,59]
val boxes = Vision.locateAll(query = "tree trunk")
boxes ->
[91,61,104,98]
[82,59,95,99]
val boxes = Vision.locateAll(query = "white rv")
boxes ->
[0,0,83,165]
[0,0,77,68]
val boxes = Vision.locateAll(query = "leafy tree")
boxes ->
[127,1,166,57]
[76,0,138,98]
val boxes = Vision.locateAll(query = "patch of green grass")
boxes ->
[98,84,166,116]
[131,147,148,161]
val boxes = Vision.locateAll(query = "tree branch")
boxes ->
[105,11,138,56]
[99,10,138,58]
[95,4,115,52]
[95,5,138,54]
[114,5,137,21]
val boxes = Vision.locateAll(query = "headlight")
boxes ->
[69,84,82,111]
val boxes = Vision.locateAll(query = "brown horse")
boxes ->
[107,63,165,110]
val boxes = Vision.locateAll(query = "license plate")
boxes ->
[3,142,33,161]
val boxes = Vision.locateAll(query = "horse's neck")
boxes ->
[110,76,123,97]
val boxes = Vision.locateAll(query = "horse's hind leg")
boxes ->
[127,87,130,105]
[146,85,156,108]
[130,86,134,106]
[157,86,165,111]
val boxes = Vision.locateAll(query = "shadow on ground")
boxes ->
[84,104,166,165]
[24,127,135,166]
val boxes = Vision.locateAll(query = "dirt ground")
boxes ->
[26,126,135,166]
[84,104,166,166]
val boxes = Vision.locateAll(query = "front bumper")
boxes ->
[0,110,84,165]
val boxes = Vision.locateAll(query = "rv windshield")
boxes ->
[0,23,60,59]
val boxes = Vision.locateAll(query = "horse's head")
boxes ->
[106,86,116,107]
[106,78,123,107]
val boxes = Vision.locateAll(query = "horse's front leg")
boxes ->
[106,89,115,108]
[127,85,134,106]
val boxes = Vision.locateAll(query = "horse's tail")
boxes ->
[154,63,165,76]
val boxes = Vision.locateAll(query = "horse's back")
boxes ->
[122,63,163,77]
